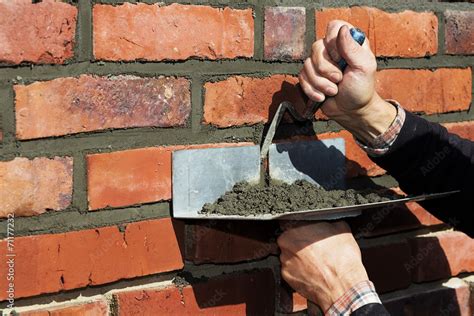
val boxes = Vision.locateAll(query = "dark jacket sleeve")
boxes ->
[352,303,390,315]
[371,111,474,237]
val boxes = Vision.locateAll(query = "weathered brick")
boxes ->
[0,218,183,300]
[445,10,474,55]
[444,121,474,141]
[204,75,307,127]
[114,270,275,315]
[14,298,109,316]
[185,221,279,264]
[0,157,73,218]
[93,3,254,61]
[408,231,474,282]
[0,0,77,65]
[15,75,190,140]
[316,7,438,57]
[361,241,412,293]
[383,278,472,316]
[376,68,472,114]
[87,143,253,210]
[264,7,306,60]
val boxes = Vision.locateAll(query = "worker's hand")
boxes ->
[277,221,369,312]
[300,20,397,144]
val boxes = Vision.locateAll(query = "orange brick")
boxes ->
[376,68,472,114]
[316,7,438,57]
[93,3,254,61]
[0,1,77,64]
[114,270,275,315]
[87,143,253,210]
[15,75,190,140]
[0,157,73,218]
[204,75,307,127]
[16,299,109,316]
[0,218,183,300]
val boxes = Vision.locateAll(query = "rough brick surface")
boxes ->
[87,143,252,210]
[408,231,474,282]
[0,157,73,218]
[376,68,472,114]
[204,75,307,127]
[0,219,183,300]
[114,270,275,315]
[16,299,109,316]
[444,121,474,141]
[383,278,472,316]
[361,241,412,293]
[185,221,279,264]
[264,7,306,60]
[445,10,474,55]
[15,75,190,139]
[93,3,254,61]
[0,0,77,65]
[316,7,438,57]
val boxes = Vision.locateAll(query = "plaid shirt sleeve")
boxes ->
[356,100,406,157]
[325,280,382,316]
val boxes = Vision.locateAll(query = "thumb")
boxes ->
[336,25,371,70]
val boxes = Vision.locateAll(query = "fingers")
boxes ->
[336,25,375,72]
[299,40,342,102]
[324,20,355,63]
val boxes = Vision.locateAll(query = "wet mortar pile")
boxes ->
[201,180,400,216]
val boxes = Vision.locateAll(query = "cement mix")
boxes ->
[200,180,398,216]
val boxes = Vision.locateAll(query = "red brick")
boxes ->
[185,221,279,264]
[383,278,472,316]
[361,241,412,293]
[15,75,190,140]
[376,68,472,114]
[114,269,275,315]
[408,231,474,282]
[277,282,308,313]
[0,218,183,300]
[444,121,474,141]
[264,7,306,60]
[316,7,437,57]
[0,157,73,218]
[204,75,307,127]
[93,3,254,61]
[16,298,109,316]
[0,0,77,65]
[445,10,474,55]
[87,143,252,210]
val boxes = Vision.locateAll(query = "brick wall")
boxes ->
[0,1,473,315]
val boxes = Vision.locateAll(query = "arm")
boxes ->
[299,20,473,236]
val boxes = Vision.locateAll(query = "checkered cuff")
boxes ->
[325,280,382,316]
[356,100,406,157]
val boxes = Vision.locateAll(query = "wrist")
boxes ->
[331,94,397,145]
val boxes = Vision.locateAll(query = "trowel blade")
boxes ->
[269,138,346,189]
[174,191,458,221]
[172,145,261,219]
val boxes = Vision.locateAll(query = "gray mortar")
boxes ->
[0,0,472,238]
[201,180,398,216]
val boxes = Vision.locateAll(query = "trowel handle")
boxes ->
[303,28,366,119]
